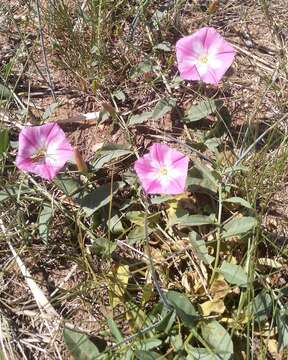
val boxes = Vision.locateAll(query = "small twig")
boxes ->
[1,220,58,319]
[0,319,10,360]
[117,240,148,259]
[232,43,277,72]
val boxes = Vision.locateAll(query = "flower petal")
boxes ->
[148,143,171,167]
[134,143,189,195]
[16,123,73,180]
[176,26,235,84]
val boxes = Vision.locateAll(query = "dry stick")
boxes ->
[0,220,95,343]
[35,0,56,101]
[0,222,59,319]
[0,111,100,129]
[0,321,10,360]
[116,240,148,259]
[232,43,277,72]
[0,219,63,358]
[0,74,26,111]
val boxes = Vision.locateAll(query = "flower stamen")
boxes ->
[31,148,46,163]
[159,166,168,176]
[198,54,209,64]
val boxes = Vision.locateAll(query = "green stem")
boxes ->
[209,182,223,285]
[143,200,171,309]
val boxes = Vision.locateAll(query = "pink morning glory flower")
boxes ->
[16,123,73,180]
[176,26,235,85]
[134,143,189,195]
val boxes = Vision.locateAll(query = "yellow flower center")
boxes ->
[198,54,209,64]
[159,167,168,176]
[31,148,46,163]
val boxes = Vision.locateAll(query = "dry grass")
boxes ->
[1,0,288,359]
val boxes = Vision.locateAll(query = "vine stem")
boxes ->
[143,199,171,309]
[209,182,223,286]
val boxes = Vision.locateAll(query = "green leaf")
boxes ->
[219,261,248,287]
[223,165,249,175]
[122,349,134,360]
[170,333,183,352]
[38,202,53,244]
[127,225,153,245]
[0,129,9,155]
[152,97,176,120]
[135,351,162,360]
[206,105,231,139]
[131,60,158,79]
[113,89,126,102]
[187,162,219,194]
[169,208,216,227]
[154,309,176,334]
[127,111,152,126]
[201,320,233,359]
[151,8,168,28]
[183,100,222,123]
[166,290,199,328]
[91,237,116,257]
[107,213,124,234]
[189,231,214,265]
[106,317,123,342]
[54,174,82,198]
[223,216,257,238]
[42,102,59,120]
[204,137,221,152]
[63,327,101,360]
[135,339,162,351]
[79,181,125,217]
[0,184,32,203]
[93,145,132,170]
[223,197,252,209]
[154,41,171,52]
[186,346,215,360]
[279,286,288,297]
[126,211,145,224]
[150,195,175,205]
[248,290,272,323]
[276,308,288,350]
[0,83,12,99]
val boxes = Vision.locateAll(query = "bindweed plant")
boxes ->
[1,1,288,359]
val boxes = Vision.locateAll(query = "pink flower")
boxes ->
[176,27,235,85]
[16,123,73,180]
[134,143,189,195]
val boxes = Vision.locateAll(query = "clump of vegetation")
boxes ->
[0,0,288,359]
